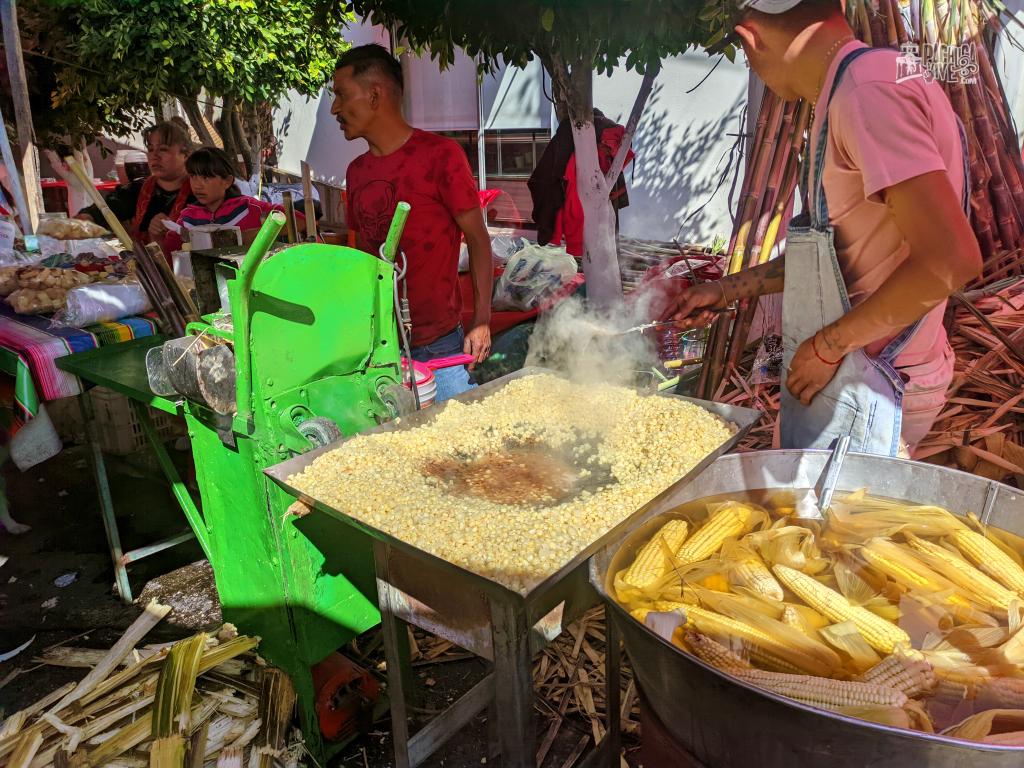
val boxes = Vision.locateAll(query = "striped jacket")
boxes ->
[162,194,302,254]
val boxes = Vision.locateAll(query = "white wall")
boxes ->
[272,20,387,184]
[594,53,750,245]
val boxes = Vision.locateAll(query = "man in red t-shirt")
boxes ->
[332,44,493,402]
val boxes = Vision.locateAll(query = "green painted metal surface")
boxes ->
[57,336,179,415]
[183,236,404,760]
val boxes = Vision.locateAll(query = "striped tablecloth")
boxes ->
[0,303,156,427]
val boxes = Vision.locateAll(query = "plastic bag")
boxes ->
[457,234,526,273]
[492,244,578,312]
[50,281,152,328]
[36,235,118,260]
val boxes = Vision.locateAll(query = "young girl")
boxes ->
[162,146,303,254]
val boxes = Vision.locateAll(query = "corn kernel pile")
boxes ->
[289,374,736,593]
[614,493,1024,743]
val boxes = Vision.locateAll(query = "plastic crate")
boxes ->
[54,387,185,455]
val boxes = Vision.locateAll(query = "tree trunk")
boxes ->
[220,95,239,167]
[179,96,217,147]
[231,104,252,178]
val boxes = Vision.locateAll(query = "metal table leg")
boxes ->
[490,599,535,768]
[78,392,132,601]
[131,401,210,558]
[375,541,413,768]
[605,611,622,766]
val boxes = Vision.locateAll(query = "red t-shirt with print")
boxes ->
[346,129,480,347]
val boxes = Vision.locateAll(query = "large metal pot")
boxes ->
[590,450,1024,768]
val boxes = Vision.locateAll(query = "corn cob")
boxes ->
[781,605,821,637]
[856,654,937,697]
[683,630,753,671]
[948,528,1024,595]
[773,565,911,654]
[619,519,689,589]
[905,534,1017,613]
[727,543,785,601]
[681,603,833,676]
[859,538,990,622]
[973,678,1024,709]
[676,502,761,565]
[729,668,908,708]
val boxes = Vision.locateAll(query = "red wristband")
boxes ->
[811,334,844,366]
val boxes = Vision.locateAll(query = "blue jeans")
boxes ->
[410,325,476,404]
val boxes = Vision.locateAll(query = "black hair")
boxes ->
[186,146,241,197]
[144,121,193,153]
[335,43,404,93]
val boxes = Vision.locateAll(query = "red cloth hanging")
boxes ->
[551,125,634,257]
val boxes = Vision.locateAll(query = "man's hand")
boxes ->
[464,323,491,370]
[148,213,170,242]
[786,332,844,405]
[662,281,729,329]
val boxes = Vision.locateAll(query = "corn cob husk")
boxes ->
[773,565,912,654]
[724,539,785,601]
[617,519,690,590]
[948,528,1024,594]
[905,533,1018,613]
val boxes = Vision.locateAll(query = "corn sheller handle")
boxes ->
[380,202,411,264]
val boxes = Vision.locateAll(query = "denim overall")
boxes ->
[780,47,970,455]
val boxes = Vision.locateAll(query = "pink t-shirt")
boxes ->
[810,41,965,376]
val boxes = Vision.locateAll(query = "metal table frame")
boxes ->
[57,336,210,601]
[266,367,761,767]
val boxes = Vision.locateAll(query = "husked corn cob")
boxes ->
[620,519,690,589]
[729,668,908,708]
[681,604,832,676]
[676,503,760,565]
[773,565,911,654]
[730,547,785,601]
[976,677,1024,709]
[856,654,937,697]
[682,630,753,671]
[905,534,1018,613]
[948,528,1024,595]
[859,539,987,621]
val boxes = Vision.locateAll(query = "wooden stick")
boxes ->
[1,0,42,233]
[300,161,318,242]
[145,241,200,322]
[64,156,134,250]
[281,191,297,244]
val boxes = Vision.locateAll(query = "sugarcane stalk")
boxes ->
[883,0,901,46]
[700,92,787,397]
[727,102,811,371]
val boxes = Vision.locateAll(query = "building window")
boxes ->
[440,130,550,179]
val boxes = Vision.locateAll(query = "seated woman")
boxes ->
[162,146,303,254]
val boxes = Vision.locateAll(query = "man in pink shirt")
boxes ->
[669,0,981,455]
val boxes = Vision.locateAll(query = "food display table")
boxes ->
[57,337,203,601]
[0,302,156,426]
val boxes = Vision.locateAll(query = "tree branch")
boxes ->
[179,96,217,147]
[604,59,660,187]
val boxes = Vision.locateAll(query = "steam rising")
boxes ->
[525,294,662,385]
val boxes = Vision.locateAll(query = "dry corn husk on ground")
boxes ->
[0,602,300,768]
[612,495,1024,740]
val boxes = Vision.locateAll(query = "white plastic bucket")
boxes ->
[401,359,436,407]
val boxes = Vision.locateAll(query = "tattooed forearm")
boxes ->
[719,255,786,304]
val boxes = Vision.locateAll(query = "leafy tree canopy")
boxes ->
[6,0,354,147]
[345,0,735,76]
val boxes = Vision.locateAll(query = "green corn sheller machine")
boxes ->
[180,207,411,760]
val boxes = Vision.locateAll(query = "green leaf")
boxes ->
[541,7,555,32]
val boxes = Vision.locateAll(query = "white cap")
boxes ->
[739,0,804,12]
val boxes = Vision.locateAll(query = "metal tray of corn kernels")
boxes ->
[590,450,1024,768]
[265,367,761,609]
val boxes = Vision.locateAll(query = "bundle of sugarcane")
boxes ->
[0,602,298,768]
[915,276,1024,482]
[910,0,1024,273]
[697,93,811,398]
